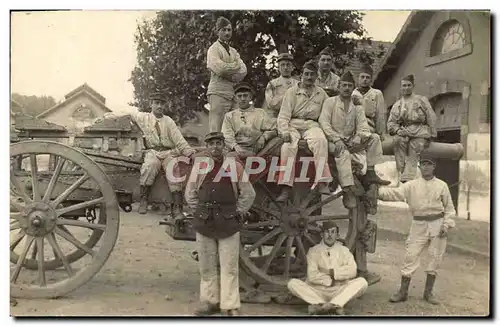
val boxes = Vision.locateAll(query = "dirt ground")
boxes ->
[11,208,490,317]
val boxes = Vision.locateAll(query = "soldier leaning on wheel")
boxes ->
[378,155,456,305]
[103,92,195,217]
[185,132,256,316]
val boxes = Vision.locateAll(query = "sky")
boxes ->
[10,10,411,112]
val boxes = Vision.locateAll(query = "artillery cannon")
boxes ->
[9,115,464,300]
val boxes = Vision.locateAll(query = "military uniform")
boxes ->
[206,17,247,133]
[315,47,340,97]
[185,132,256,316]
[264,53,299,118]
[387,75,437,182]
[378,156,456,304]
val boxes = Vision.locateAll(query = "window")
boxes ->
[430,20,466,56]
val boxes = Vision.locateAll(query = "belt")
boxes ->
[413,213,444,221]
[199,202,236,208]
[148,146,172,151]
[402,122,425,127]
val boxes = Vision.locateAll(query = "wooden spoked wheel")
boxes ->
[10,141,119,299]
[239,179,360,288]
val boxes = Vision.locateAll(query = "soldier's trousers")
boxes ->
[287,277,368,307]
[393,136,428,182]
[332,133,383,187]
[196,232,240,310]
[278,125,333,187]
[209,94,234,133]
[400,218,447,276]
[140,149,190,192]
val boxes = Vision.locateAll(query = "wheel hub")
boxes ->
[280,208,309,236]
[22,202,57,237]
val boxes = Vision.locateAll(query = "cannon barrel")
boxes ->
[381,136,464,160]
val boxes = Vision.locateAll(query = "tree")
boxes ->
[11,93,58,117]
[130,10,384,126]
[460,162,490,220]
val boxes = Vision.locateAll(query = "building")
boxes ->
[373,10,491,221]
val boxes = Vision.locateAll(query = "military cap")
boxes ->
[359,63,374,76]
[150,91,166,102]
[321,221,339,232]
[340,70,355,84]
[216,16,231,31]
[319,46,333,57]
[402,74,415,84]
[204,131,225,143]
[234,82,255,94]
[419,153,436,165]
[277,53,294,63]
[303,59,318,72]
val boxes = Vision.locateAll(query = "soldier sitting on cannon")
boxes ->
[287,221,368,315]
[275,59,333,202]
[221,82,278,159]
[319,70,390,209]
[263,53,298,118]
[387,74,437,183]
[104,92,195,217]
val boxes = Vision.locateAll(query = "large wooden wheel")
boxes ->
[239,179,360,288]
[10,141,120,298]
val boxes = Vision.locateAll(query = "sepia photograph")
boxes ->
[9,8,491,317]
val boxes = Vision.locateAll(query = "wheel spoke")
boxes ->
[257,180,281,208]
[10,212,21,220]
[10,220,21,231]
[36,237,46,286]
[11,235,34,284]
[55,197,105,217]
[10,197,26,213]
[56,219,106,231]
[243,220,279,230]
[47,233,74,277]
[250,205,281,219]
[262,233,287,273]
[31,241,38,260]
[308,215,350,223]
[10,230,25,250]
[246,227,282,254]
[300,190,317,209]
[304,233,317,246]
[43,157,66,202]
[305,191,344,215]
[283,236,294,279]
[295,236,308,264]
[30,154,41,201]
[51,173,90,207]
[54,227,96,256]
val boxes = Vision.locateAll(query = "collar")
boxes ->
[237,105,255,112]
[356,87,371,95]
[217,39,231,48]
[318,70,332,81]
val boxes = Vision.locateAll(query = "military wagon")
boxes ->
[9,115,464,300]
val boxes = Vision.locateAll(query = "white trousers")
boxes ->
[287,277,368,307]
[196,232,240,310]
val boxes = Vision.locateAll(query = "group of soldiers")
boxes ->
[105,15,456,316]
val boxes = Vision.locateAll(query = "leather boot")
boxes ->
[364,168,391,186]
[194,302,220,316]
[342,186,357,209]
[171,191,184,221]
[276,186,292,202]
[138,185,151,214]
[389,275,411,302]
[358,270,382,286]
[423,273,440,305]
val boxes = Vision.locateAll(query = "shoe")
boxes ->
[342,186,357,209]
[423,273,440,305]
[308,304,323,315]
[358,270,382,286]
[194,302,220,316]
[222,309,241,316]
[364,169,391,186]
[389,276,411,303]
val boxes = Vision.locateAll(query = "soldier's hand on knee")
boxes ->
[397,128,408,137]
[334,140,346,156]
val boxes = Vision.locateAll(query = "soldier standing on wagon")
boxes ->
[378,156,456,305]
[352,63,387,141]
[319,71,391,209]
[387,74,437,183]
[206,16,248,133]
[315,46,340,97]
[275,60,334,202]
[185,132,256,316]
[221,82,278,159]
[263,53,298,118]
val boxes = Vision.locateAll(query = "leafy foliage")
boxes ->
[11,93,58,117]
[130,10,386,126]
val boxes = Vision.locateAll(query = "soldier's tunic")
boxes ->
[387,94,437,182]
[185,154,255,310]
[264,76,299,118]
[352,87,386,136]
[277,84,333,187]
[206,40,247,132]
[221,106,277,155]
[319,96,383,187]
[288,241,368,307]
[315,71,340,97]
[131,111,195,191]
[378,177,456,276]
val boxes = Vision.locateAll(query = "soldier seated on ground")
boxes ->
[103,92,195,218]
[221,82,278,159]
[287,221,368,315]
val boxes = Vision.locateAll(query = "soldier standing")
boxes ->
[206,16,247,133]
[263,53,298,118]
[387,74,437,183]
[185,132,256,316]
[378,156,456,304]
[315,46,340,97]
